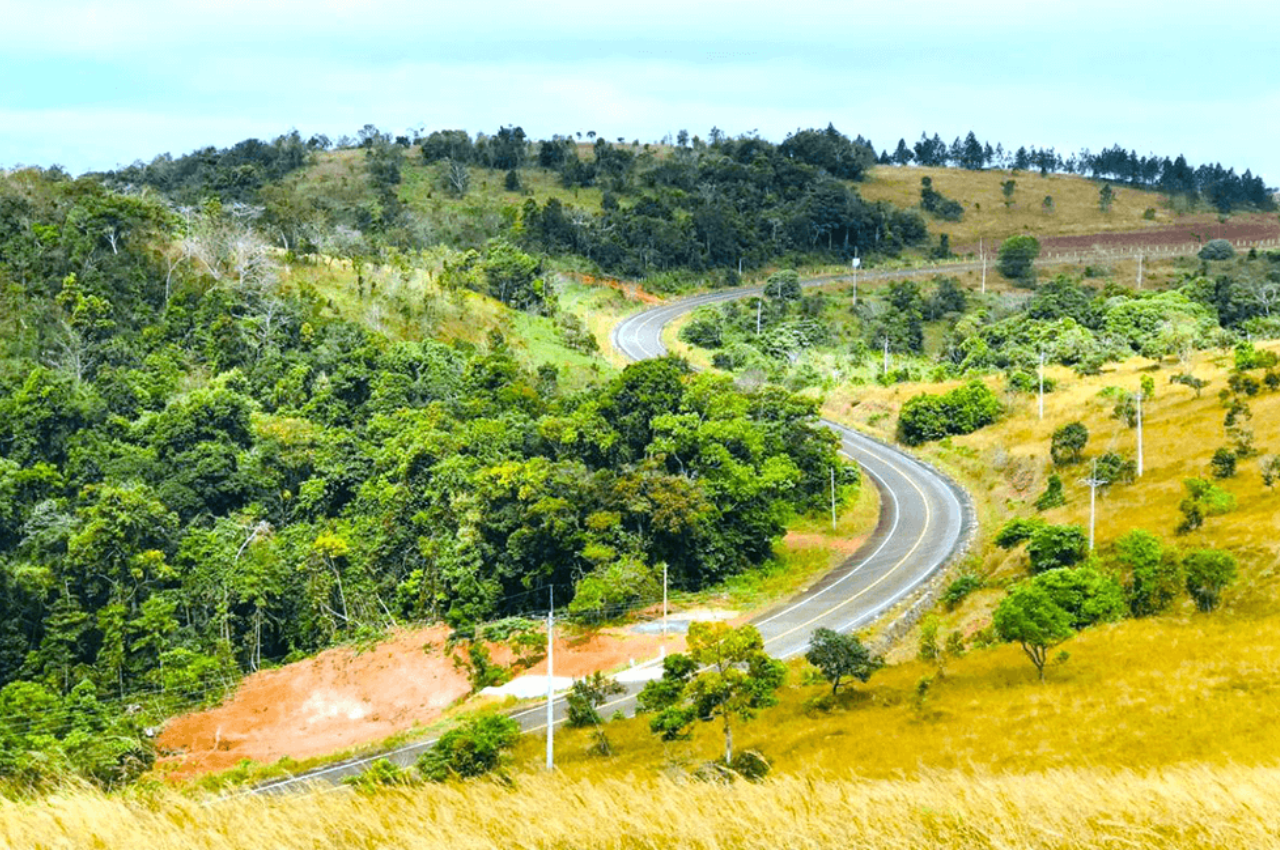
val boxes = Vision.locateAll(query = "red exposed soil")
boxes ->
[568,272,664,304]
[156,624,682,781]
[957,213,1280,257]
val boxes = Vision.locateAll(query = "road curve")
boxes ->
[612,284,973,661]
[246,278,973,795]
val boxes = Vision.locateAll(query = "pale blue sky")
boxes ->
[2,0,1277,184]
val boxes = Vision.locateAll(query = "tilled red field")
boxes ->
[958,213,1280,258]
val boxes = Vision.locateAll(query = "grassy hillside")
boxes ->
[861,165,1178,247]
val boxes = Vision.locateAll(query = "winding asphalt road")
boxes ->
[247,277,973,794]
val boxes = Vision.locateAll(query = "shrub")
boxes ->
[1026,524,1088,573]
[1034,474,1066,510]
[1095,451,1137,486]
[1031,565,1126,629]
[805,627,883,695]
[943,573,984,609]
[1113,530,1181,617]
[1198,239,1235,261]
[1007,370,1056,394]
[1183,549,1238,612]
[1260,455,1280,488]
[897,381,1001,445]
[566,672,626,728]
[1233,341,1278,371]
[1211,448,1238,479]
[1050,421,1089,466]
[995,517,1047,549]
[997,234,1041,282]
[679,308,724,348]
[418,713,521,782]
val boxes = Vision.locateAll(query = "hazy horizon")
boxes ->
[2,0,1277,183]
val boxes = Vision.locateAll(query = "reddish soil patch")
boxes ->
[1038,214,1280,255]
[568,272,664,305]
[156,624,682,781]
[957,214,1280,258]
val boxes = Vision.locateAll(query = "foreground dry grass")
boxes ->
[6,765,1280,849]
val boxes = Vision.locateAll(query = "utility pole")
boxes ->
[755,298,762,335]
[1038,350,1045,421]
[1136,388,1144,477]
[1081,459,1105,551]
[980,238,987,295]
[1136,253,1144,290]
[851,252,860,306]
[883,337,890,378]
[546,586,554,772]
[830,466,837,530]
[661,562,668,658]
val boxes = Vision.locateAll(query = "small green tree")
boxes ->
[1001,179,1017,208]
[997,234,1041,282]
[1113,530,1182,617]
[1260,455,1280,488]
[1183,549,1238,612]
[638,622,785,765]
[566,671,627,755]
[1031,565,1126,628]
[1211,448,1238,479]
[417,712,520,781]
[1099,183,1114,212]
[993,584,1074,682]
[1050,422,1089,466]
[1198,239,1235,261]
[763,270,801,305]
[1026,524,1087,573]
[917,616,948,677]
[805,627,883,695]
[566,672,627,728]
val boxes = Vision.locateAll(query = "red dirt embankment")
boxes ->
[957,213,1280,256]
[157,624,681,780]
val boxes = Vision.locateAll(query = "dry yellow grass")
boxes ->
[859,165,1176,247]
[826,340,1280,599]
[7,764,1280,849]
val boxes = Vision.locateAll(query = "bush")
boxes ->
[1050,422,1089,466]
[943,573,984,609]
[1261,455,1280,488]
[418,713,521,782]
[1113,530,1181,617]
[1211,447,1238,479]
[995,517,1047,549]
[1198,239,1236,261]
[897,380,1001,446]
[1034,473,1066,511]
[1031,565,1126,628]
[1007,370,1056,394]
[679,308,724,348]
[1095,451,1137,486]
[1233,341,1279,371]
[1026,524,1088,573]
[997,234,1041,282]
[1183,549,1238,612]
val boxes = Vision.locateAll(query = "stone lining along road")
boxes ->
[247,278,974,794]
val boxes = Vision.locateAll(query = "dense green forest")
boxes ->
[0,168,850,786]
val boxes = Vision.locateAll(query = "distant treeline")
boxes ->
[884,132,1274,213]
[100,124,1273,282]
